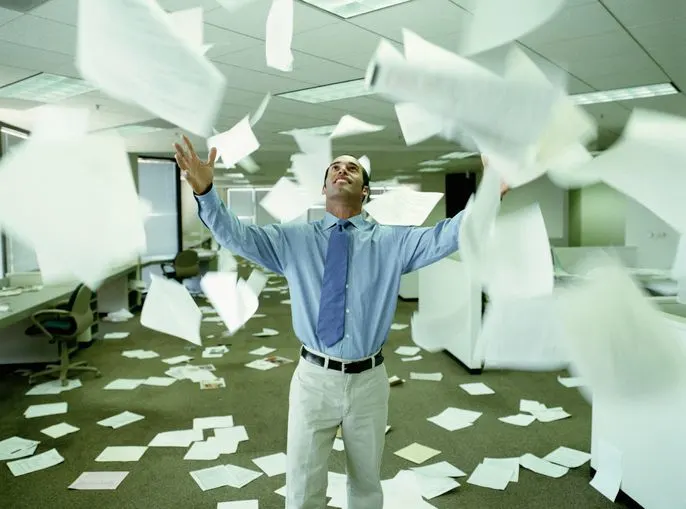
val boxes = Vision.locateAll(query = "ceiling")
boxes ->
[0,0,683,182]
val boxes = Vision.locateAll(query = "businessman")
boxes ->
[174,136,499,509]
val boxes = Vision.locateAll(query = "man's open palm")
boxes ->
[174,134,217,195]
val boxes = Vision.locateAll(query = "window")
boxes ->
[1,126,39,274]
[138,158,180,260]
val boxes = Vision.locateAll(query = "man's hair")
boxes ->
[323,165,371,203]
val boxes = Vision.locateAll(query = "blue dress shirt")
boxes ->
[195,186,463,360]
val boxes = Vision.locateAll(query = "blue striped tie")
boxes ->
[317,219,351,347]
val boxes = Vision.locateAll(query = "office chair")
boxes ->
[26,284,101,386]
[160,250,200,283]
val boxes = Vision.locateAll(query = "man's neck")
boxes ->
[326,200,362,220]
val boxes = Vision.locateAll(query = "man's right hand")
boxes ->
[174,135,217,195]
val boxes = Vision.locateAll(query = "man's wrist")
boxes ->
[194,182,213,196]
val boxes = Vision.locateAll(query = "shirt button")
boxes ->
[346,309,350,313]
[345,284,349,289]
[345,334,350,339]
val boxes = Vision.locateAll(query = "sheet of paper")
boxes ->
[581,109,686,234]
[427,407,481,431]
[589,439,623,501]
[394,102,443,145]
[520,399,547,414]
[141,275,202,345]
[460,382,495,395]
[95,446,147,462]
[394,443,441,464]
[201,272,259,334]
[401,355,423,362]
[460,0,566,56]
[390,323,409,330]
[246,270,269,297]
[265,0,293,71]
[200,378,226,390]
[149,429,203,448]
[250,346,276,356]
[224,464,263,488]
[544,446,591,468]
[557,376,585,388]
[358,155,371,175]
[252,328,280,337]
[333,438,345,451]
[483,457,519,482]
[104,378,146,390]
[252,452,287,477]
[7,448,64,476]
[103,332,130,340]
[217,501,259,509]
[412,471,460,500]
[466,462,512,490]
[410,372,443,381]
[411,461,466,478]
[162,355,194,365]
[519,453,568,478]
[330,115,385,138]
[208,117,260,168]
[289,151,330,203]
[0,133,145,289]
[483,203,554,300]
[259,177,315,222]
[364,188,443,226]
[41,422,79,439]
[97,411,144,429]
[24,402,68,419]
[411,308,467,353]
[26,378,81,395]
[395,346,420,356]
[122,350,159,359]
[193,416,234,431]
[250,93,271,127]
[190,465,233,491]
[555,260,686,399]
[76,0,225,137]
[498,414,536,427]
[536,407,571,422]
[381,470,426,507]
[168,7,204,51]
[142,376,177,387]
[214,425,249,443]
[69,471,129,490]
[184,440,221,461]
[0,437,39,461]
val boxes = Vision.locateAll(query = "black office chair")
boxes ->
[160,250,200,283]
[26,284,101,386]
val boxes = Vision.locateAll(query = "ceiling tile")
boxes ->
[291,21,383,69]
[519,2,620,45]
[158,0,220,10]
[29,0,77,25]
[206,0,337,39]
[530,30,641,65]
[0,40,72,72]
[0,64,38,87]
[203,24,263,58]
[584,67,670,90]
[622,94,686,117]
[214,61,315,94]
[630,17,686,50]
[602,0,685,28]
[0,14,76,54]
[215,46,363,85]
[0,6,22,26]
[349,0,471,43]
[570,52,668,87]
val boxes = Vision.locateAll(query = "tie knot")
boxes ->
[337,219,351,230]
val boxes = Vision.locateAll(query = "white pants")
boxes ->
[286,355,390,509]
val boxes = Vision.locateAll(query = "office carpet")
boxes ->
[0,274,632,509]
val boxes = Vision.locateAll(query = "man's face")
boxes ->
[322,155,368,203]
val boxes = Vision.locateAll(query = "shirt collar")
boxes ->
[322,212,368,230]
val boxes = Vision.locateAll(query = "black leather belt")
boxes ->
[301,348,383,374]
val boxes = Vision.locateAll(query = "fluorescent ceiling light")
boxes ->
[115,124,166,136]
[419,159,449,166]
[279,124,337,136]
[418,167,445,173]
[277,79,371,104]
[440,151,478,159]
[301,0,412,18]
[218,172,245,178]
[571,83,678,105]
[0,73,96,102]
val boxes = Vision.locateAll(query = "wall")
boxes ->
[625,197,679,269]
[567,183,626,247]
[420,173,447,226]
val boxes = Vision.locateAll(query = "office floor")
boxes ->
[0,274,632,509]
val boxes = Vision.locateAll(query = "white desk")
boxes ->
[418,254,482,370]
[590,304,686,509]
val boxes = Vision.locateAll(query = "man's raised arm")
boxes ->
[174,136,287,274]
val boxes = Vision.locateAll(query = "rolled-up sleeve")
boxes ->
[195,186,287,274]
[399,211,464,273]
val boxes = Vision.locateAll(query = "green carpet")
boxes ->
[0,274,631,509]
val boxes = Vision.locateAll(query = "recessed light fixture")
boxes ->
[276,79,371,104]
[279,124,338,136]
[0,73,97,103]
[301,0,413,18]
[571,82,678,105]
[115,125,166,136]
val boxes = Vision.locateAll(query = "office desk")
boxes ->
[0,284,74,329]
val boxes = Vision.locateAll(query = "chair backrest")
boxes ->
[175,250,200,279]
[66,284,94,335]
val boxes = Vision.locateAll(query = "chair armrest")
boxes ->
[30,309,72,338]
[160,262,175,275]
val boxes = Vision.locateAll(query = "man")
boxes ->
[174,136,500,509]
